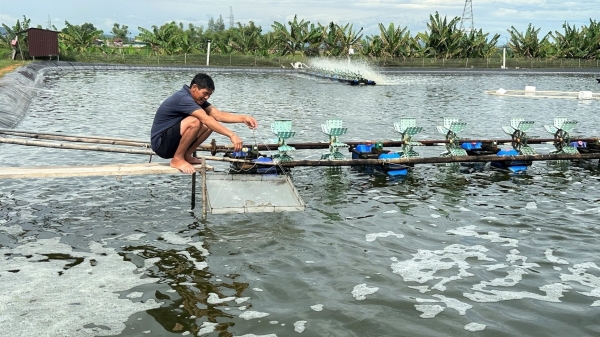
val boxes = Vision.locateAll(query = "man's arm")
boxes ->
[190,108,243,150]
[205,106,258,129]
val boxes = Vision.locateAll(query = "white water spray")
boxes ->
[307,58,391,85]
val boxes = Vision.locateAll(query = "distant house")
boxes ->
[20,28,60,60]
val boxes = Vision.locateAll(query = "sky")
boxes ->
[1,0,598,43]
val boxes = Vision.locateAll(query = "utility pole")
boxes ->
[460,0,474,33]
[229,6,234,29]
[47,15,52,30]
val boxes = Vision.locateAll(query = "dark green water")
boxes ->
[1,67,600,337]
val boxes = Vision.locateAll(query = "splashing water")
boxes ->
[307,58,392,85]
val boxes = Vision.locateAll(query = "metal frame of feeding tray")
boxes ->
[204,173,306,214]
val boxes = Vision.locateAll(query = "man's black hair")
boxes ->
[190,73,215,91]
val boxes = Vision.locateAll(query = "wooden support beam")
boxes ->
[0,162,214,179]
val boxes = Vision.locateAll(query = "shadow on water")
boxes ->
[115,223,251,337]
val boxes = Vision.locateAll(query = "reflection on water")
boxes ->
[1,68,600,336]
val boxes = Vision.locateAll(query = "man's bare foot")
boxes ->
[171,158,196,174]
[185,156,203,165]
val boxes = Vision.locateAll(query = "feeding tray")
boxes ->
[205,173,305,214]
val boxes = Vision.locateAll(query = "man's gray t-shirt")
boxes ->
[150,85,210,149]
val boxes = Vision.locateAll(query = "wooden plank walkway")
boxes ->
[0,162,214,179]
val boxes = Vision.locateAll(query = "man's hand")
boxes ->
[243,116,258,129]
[229,133,243,152]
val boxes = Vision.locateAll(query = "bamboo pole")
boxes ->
[0,137,250,163]
[1,129,598,151]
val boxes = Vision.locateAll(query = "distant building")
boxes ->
[21,28,59,60]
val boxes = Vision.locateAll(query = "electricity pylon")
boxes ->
[460,0,474,33]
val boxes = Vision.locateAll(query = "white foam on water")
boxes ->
[390,244,494,291]
[525,202,538,210]
[239,311,270,320]
[457,207,471,212]
[448,225,518,247]
[253,288,264,292]
[310,304,324,311]
[198,322,218,335]
[545,249,569,265]
[160,231,191,245]
[560,262,600,303]
[414,294,472,318]
[408,286,430,293]
[123,233,146,241]
[465,282,570,303]
[430,214,441,218]
[236,334,277,337]
[269,321,279,324]
[189,241,210,256]
[294,321,307,333]
[0,224,25,236]
[207,293,237,304]
[365,231,404,242]
[464,322,486,331]
[126,292,144,298]
[235,297,251,304]
[178,251,208,270]
[351,283,379,300]
[414,304,444,318]
[592,301,600,307]
[383,210,398,214]
[0,237,162,336]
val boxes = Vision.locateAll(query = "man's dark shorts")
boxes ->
[152,122,181,159]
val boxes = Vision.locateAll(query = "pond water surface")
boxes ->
[1,66,600,337]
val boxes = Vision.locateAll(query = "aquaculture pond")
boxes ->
[1,65,600,337]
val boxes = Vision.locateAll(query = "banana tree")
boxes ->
[418,12,464,58]
[229,22,261,55]
[338,23,363,56]
[0,15,31,49]
[460,29,500,58]
[378,23,410,57]
[272,15,321,57]
[60,21,103,53]
[137,22,183,55]
[360,35,384,57]
[507,24,551,58]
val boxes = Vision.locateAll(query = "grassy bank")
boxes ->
[0,60,29,78]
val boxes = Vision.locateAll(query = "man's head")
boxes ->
[190,73,215,91]
[190,73,215,105]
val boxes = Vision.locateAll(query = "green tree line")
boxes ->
[2,13,600,60]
